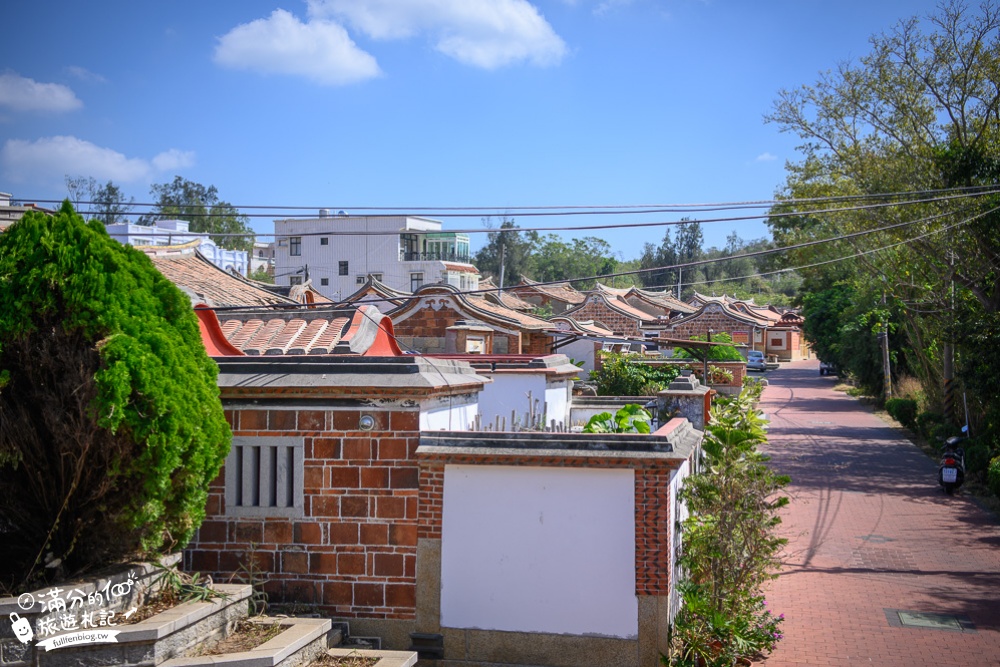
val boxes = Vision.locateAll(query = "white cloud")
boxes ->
[214,9,381,86]
[755,152,778,162]
[595,0,633,16]
[1,136,195,186]
[309,0,567,69]
[66,66,108,84]
[0,72,82,112]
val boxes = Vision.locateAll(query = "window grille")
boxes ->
[224,437,304,518]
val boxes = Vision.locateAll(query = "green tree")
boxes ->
[473,217,535,287]
[142,176,254,252]
[0,203,231,590]
[766,1,1000,417]
[530,235,619,290]
[669,383,788,665]
[65,176,135,225]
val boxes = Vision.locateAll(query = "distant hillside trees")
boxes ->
[0,203,231,591]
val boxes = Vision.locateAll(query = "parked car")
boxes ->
[746,350,767,372]
[819,360,838,376]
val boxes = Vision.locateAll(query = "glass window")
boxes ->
[410,272,424,291]
[320,237,329,246]
[320,278,329,286]
[290,237,302,256]
[357,275,366,285]
[339,261,349,275]
[371,273,383,282]
[289,276,303,286]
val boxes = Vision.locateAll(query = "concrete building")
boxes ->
[274,211,479,302]
[106,219,249,274]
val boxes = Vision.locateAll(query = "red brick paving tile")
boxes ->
[757,360,1000,667]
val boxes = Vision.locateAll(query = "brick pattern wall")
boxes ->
[635,468,672,595]
[667,310,761,341]
[186,407,421,620]
[416,452,677,596]
[392,301,522,354]
[568,299,643,336]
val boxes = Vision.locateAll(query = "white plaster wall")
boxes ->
[477,374,547,429]
[667,459,690,623]
[440,465,638,637]
[544,380,571,427]
[420,396,479,431]
[557,338,599,372]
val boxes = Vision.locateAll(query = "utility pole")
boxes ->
[499,244,506,293]
[880,291,892,400]
[676,267,682,301]
[943,251,955,422]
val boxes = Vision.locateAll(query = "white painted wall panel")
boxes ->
[476,374,544,429]
[441,465,637,637]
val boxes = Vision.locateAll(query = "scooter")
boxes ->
[938,434,967,495]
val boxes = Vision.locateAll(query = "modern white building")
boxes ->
[273,211,479,301]
[250,240,276,276]
[105,219,249,275]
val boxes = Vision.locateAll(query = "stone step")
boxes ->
[322,648,417,667]
[160,616,331,667]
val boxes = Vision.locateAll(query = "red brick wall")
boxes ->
[392,303,522,354]
[416,452,676,596]
[186,407,421,620]
[568,300,643,336]
[667,310,761,341]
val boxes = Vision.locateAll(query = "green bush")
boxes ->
[0,203,231,591]
[666,383,788,665]
[591,353,679,396]
[672,332,744,362]
[988,456,1000,498]
[964,444,993,475]
[885,398,918,430]
[915,411,946,439]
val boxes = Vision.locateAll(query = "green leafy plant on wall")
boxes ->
[583,404,652,434]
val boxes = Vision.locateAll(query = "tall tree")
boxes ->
[472,217,535,287]
[65,176,135,225]
[766,0,1000,416]
[142,176,254,252]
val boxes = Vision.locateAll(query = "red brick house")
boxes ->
[560,287,664,338]
[388,283,555,355]
[181,303,703,666]
[507,276,586,314]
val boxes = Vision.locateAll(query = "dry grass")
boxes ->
[311,652,379,667]
[191,619,285,656]
[121,589,181,624]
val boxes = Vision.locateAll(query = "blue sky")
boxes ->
[1,0,945,260]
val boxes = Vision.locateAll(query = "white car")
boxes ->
[746,350,767,372]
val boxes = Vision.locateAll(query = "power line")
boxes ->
[199,203,990,313]
[74,187,1000,238]
[31,182,1000,216]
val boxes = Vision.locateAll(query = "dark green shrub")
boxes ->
[591,353,679,396]
[885,398,918,430]
[0,203,231,591]
[915,411,946,439]
[672,332,744,362]
[988,456,1000,498]
[964,444,992,475]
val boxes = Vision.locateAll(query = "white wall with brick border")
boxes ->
[439,465,637,637]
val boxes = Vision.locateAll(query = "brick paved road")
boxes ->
[759,360,1000,667]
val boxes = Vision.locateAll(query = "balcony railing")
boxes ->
[402,251,471,262]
